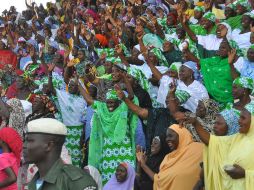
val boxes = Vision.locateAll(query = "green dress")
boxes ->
[200,56,233,104]
[88,100,138,184]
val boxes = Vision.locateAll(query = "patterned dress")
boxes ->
[56,89,87,167]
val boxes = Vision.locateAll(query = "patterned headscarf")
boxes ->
[243,12,254,19]
[30,94,57,114]
[236,0,251,10]
[6,98,26,139]
[183,61,200,80]
[169,62,182,73]
[194,6,205,12]
[106,89,119,100]
[226,3,236,10]
[175,90,190,104]
[106,57,122,64]
[229,40,244,56]
[219,22,232,40]
[220,109,240,135]
[127,67,149,91]
[150,48,169,67]
[233,77,254,90]
[203,12,216,23]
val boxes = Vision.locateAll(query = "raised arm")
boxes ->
[228,49,240,80]
[47,64,56,96]
[115,85,148,119]
[185,117,210,145]
[180,14,198,42]
[144,54,163,81]
[78,79,94,106]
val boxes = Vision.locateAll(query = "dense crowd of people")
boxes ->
[0,0,253,189]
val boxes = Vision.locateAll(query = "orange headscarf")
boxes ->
[153,124,203,190]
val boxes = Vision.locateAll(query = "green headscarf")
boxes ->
[150,48,169,67]
[203,12,216,23]
[226,3,236,10]
[233,77,254,90]
[229,40,244,56]
[236,0,251,10]
[89,97,139,169]
[106,89,119,100]
[194,6,205,12]
[127,67,149,91]
[250,44,254,50]
[175,90,191,104]
[105,57,121,64]
[169,62,182,73]
[243,12,254,19]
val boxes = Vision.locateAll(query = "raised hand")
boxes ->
[227,49,236,64]
[48,63,55,72]
[225,164,245,179]
[114,84,126,100]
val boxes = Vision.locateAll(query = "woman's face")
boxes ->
[239,109,251,134]
[236,4,246,15]
[32,97,44,113]
[68,80,78,94]
[166,128,179,151]
[213,115,228,136]
[176,28,186,39]
[247,48,254,62]
[16,76,25,89]
[201,18,213,30]
[179,65,193,82]
[163,41,173,52]
[167,15,175,26]
[106,99,120,112]
[112,66,122,82]
[232,84,247,99]
[77,50,85,61]
[115,165,128,183]
[225,7,235,19]
[150,137,161,155]
[241,15,251,29]
[217,41,230,58]
[148,52,159,65]
[216,24,227,38]
[104,61,113,74]
[196,101,206,118]
[194,10,203,20]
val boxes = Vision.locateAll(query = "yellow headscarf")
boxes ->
[204,116,254,190]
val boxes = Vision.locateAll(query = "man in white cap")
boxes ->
[24,118,97,190]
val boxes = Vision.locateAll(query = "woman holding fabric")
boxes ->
[78,80,137,184]
[153,125,203,190]
[48,64,87,167]
[183,108,254,190]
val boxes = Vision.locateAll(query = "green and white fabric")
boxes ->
[203,12,216,23]
[175,90,191,104]
[233,77,254,90]
[88,98,138,184]
[127,67,149,90]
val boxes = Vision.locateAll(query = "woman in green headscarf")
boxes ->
[185,39,243,106]
[225,77,254,116]
[226,0,251,30]
[78,85,138,185]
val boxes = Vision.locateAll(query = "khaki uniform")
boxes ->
[28,159,97,190]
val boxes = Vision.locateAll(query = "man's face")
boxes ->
[23,134,48,164]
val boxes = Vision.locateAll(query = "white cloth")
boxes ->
[232,29,251,49]
[177,80,209,113]
[233,56,246,72]
[56,89,87,126]
[157,75,174,107]
[20,100,32,118]
[197,34,223,51]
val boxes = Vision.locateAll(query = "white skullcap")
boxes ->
[27,118,67,136]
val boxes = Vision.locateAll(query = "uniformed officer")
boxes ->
[24,118,98,190]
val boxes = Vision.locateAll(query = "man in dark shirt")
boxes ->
[24,118,97,190]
